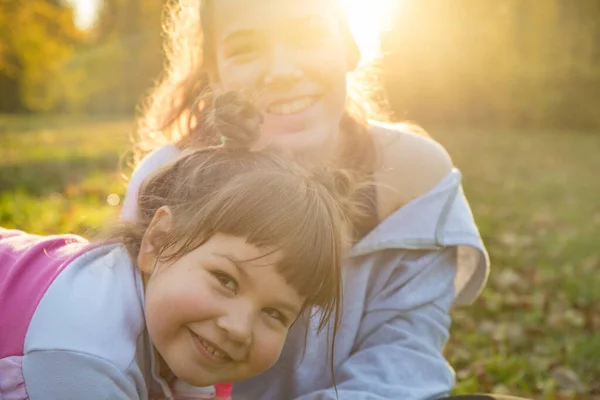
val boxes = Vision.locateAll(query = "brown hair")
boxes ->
[135,0,389,177]
[117,92,358,335]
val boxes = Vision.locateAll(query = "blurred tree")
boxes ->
[0,1,23,112]
[381,0,600,130]
[0,0,165,115]
[0,0,82,112]
[2,0,599,131]
[62,0,165,114]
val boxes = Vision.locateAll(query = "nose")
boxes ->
[264,42,303,86]
[216,302,254,346]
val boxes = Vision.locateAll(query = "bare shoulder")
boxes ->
[369,121,454,216]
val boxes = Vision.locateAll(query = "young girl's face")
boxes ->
[209,0,354,159]
[141,233,305,386]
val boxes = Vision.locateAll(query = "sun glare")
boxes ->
[70,0,396,55]
[339,0,396,60]
[71,0,99,30]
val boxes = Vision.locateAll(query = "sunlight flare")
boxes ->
[339,0,396,59]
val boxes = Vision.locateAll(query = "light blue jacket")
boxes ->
[233,170,488,400]
[122,144,489,400]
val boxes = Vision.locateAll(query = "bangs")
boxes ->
[152,148,345,331]
[196,170,343,313]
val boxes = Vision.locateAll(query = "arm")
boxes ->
[121,145,181,221]
[295,248,457,400]
[22,350,144,400]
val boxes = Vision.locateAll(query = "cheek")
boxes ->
[311,57,348,113]
[144,270,216,344]
[217,61,263,92]
[303,45,349,82]
[249,329,288,371]
[326,74,348,116]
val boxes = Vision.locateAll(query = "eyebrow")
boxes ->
[222,15,328,44]
[222,29,261,44]
[211,253,253,283]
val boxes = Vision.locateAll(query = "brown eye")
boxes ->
[230,43,259,57]
[224,35,265,60]
[263,308,288,325]
[213,272,238,293]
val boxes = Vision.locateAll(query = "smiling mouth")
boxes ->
[266,95,320,115]
[189,330,232,364]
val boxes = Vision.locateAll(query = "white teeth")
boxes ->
[201,339,227,359]
[267,97,316,115]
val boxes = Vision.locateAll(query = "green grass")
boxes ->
[438,128,600,399]
[1,115,598,399]
[0,115,134,234]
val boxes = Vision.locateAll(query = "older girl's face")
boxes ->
[210,0,355,159]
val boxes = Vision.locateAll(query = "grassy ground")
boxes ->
[1,115,598,399]
[0,115,133,234]
[440,128,600,399]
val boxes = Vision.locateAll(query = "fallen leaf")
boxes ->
[551,366,586,393]
[456,368,471,380]
[505,323,526,344]
[498,232,534,248]
[491,384,511,395]
[479,320,497,335]
[564,309,585,328]
[494,268,529,292]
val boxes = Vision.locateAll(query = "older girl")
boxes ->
[123,1,490,398]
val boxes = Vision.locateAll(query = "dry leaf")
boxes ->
[551,366,586,393]
[494,268,528,292]
[479,320,497,334]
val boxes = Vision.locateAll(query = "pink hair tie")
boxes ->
[215,382,233,398]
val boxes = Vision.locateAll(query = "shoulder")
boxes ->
[369,121,454,214]
[23,245,145,371]
[127,144,182,196]
[132,144,182,181]
[122,144,182,220]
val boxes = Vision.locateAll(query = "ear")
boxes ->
[137,206,174,275]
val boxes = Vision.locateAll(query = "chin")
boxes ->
[274,130,334,160]
[165,359,215,387]
[175,369,218,387]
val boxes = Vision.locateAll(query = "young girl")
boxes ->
[0,93,352,400]
[123,1,490,399]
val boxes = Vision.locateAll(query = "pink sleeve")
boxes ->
[0,228,88,358]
